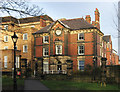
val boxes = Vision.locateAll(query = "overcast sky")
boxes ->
[1,1,119,54]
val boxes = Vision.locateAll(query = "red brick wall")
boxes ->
[36,37,43,45]
[36,46,42,57]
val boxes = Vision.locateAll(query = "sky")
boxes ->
[1,1,119,54]
[30,1,119,53]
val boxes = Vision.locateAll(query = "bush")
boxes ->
[44,74,68,80]
[106,77,116,84]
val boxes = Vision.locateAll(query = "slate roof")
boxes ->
[34,18,96,34]
[34,22,54,34]
[1,15,54,24]
[2,16,18,23]
[103,35,111,42]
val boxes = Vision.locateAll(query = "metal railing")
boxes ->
[43,70,67,74]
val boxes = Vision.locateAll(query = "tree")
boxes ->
[0,0,44,18]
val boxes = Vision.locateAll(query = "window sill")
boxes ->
[78,54,84,56]
[4,41,8,43]
[43,42,49,44]
[43,55,49,57]
[23,52,28,53]
[77,40,84,42]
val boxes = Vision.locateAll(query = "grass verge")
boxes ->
[41,80,120,90]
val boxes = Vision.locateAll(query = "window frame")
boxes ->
[23,33,28,40]
[23,45,28,53]
[78,45,84,55]
[4,25,8,30]
[43,36,49,43]
[78,60,84,70]
[78,33,84,40]
[4,46,8,50]
[16,56,19,68]
[4,56,7,68]
[56,45,62,55]
[43,61,49,74]
[4,35,8,42]
[43,48,49,56]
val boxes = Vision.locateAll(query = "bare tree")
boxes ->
[0,0,44,18]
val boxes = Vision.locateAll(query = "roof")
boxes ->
[19,15,54,24]
[34,18,96,34]
[61,18,94,30]
[2,16,18,23]
[1,15,54,24]
[103,35,111,42]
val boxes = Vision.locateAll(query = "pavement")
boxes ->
[24,78,50,92]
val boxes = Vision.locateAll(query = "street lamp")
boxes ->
[93,56,97,81]
[11,32,18,91]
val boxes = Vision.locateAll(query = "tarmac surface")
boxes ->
[24,79,50,92]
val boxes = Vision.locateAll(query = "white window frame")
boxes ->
[31,25,35,28]
[16,56,19,68]
[78,60,84,70]
[43,48,49,56]
[4,46,8,50]
[4,56,7,68]
[4,35,8,42]
[43,36,49,43]
[23,45,28,52]
[4,25,8,30]
[78,45,84,55]
[23,33,28,40]
[43,61,49,74]
[78,33,84,40]
[56,45,62,55]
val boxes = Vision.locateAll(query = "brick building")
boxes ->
[33,8,119,74]
[0,15,53,73]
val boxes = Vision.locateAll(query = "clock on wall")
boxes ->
[56,30,62,36]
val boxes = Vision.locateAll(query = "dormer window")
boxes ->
[78,33,84,40]
[43,36,49,43]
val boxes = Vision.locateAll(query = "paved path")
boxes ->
[24,79,50,91]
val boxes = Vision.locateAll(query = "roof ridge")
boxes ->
[62,17,83,21]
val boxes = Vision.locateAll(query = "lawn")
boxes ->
[41,80,120,90]
[2,76,24,90]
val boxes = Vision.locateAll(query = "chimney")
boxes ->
[94,8,100,29]
[85,15,91,24]
[40,16,46,27]
[95,8,100,22]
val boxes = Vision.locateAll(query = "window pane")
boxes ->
[4,36,8,42]
[56,45,62,55]
[43,36,49,43]
[78,46,84,55]
[4,56,7,68]
[23,33,27,40]
[23,45,27,52]
[78,33,84,40]
[43,48,49,56]
[79,61,84,70]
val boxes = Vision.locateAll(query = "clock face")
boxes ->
[56,30,62,35]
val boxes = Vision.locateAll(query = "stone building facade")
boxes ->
[33,8,119,74]
[0,15,54,73]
